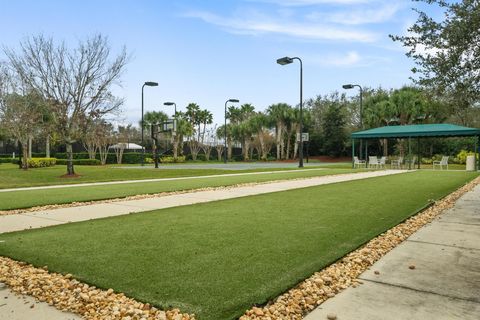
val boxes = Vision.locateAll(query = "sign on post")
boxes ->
[161,119,177,133]
[296,132,309,142]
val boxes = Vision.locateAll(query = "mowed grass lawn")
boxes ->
[0,167,357,210]
[0,171,477,319]
[0,163,334,189]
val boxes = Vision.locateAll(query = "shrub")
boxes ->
[160,156,186,163]
[56,159,101,165]
[0,158,15,163]
[26,158,57,168]
[454,149,478,164]
[144,157,154,164]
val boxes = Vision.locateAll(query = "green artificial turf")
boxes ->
[0,171,477,319]
[0,168,357,210]
[0,163,340,189]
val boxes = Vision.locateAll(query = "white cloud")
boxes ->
[307,4,400,25]
[307,51,390,67]
[184,10,378,42]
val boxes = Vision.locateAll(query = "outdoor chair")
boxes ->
[368,156,379,169]
[379,156,387,168]
[433,156,449,170]
[353,156,366,168]
[391,156,404,169]
[405,156,417,169]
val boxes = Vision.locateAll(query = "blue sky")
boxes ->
[0,0,442,126]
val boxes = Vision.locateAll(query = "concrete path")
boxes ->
[0,283,80,320]
[0,170,405,234]
[305,184,480,320]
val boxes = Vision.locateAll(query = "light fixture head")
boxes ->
[164,102,175,106]
[227,99,239,103]
[342,84,354,89]
[144,81,159,87]
[277,56,293,65]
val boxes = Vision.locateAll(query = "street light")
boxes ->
[163,102,177,116]
[141,81,158,166]
[343,84,364,159]
[277,56,304,168]
[224,99,240,164]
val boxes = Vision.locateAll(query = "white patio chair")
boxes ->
[368,156,379,169]
[433,156,449,170]
[391,156,404,169]
[405,156,417,169]
[353,156,366,168]
[379,156,387,168]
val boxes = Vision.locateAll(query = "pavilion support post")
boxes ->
[475,136,480,170]
[417,137,420,169]
[364,140,367,161]
[352,139,355,168]
[408,137,412,170]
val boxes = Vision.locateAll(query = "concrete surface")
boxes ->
[305,184,480,320]
[0,283,81,320]
[0,170,405,234]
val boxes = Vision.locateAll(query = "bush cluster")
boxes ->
[160,156,186,163]
[26,157,57,168]
[56,159,101,165]
[54,152,151,164]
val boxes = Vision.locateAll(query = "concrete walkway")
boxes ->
[0,283,80,320]
[305,184,480,320]
[0,170,405,234]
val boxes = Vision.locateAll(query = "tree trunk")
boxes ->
[227,137,233,160]
[293,125,300,159]
[45,135,50,158]
[285,132,291,160]
[173,135,178,159]
[276,122,282,160]
[66,143,75,175]
[243,138,250,161]
[383,139,388,157]
[28,136,32,159]
[259,132,266,161]
[21,139,29,170]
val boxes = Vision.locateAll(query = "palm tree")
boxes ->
[267,103,291,159]
[248,112,272,160]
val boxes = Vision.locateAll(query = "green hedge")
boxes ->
[0,158,15,163]
[27,158,56,168]
[54,152,150,164]
[56,159,101,165]
[160,156,186,163]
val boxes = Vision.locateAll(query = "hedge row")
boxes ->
[54,152,151,164]
[56,159,101,165]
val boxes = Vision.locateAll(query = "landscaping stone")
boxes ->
[239,176,480,320]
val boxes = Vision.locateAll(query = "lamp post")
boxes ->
[277,56,304,168]
[343,84,363,159]
[141,81,158,166]
[224,99,239,164]
[163,102,177,116]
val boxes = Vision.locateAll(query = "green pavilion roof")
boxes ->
[351,124,480,139]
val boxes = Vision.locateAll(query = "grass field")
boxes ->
[0,171,477,319]
[0,168,357,210]
[0,163,340,189]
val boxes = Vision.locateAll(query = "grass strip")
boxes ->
[0,170,477,320]
[0,163,334,189]
[0,168,355,210]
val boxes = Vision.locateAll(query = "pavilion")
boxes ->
[351,124,480,170]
